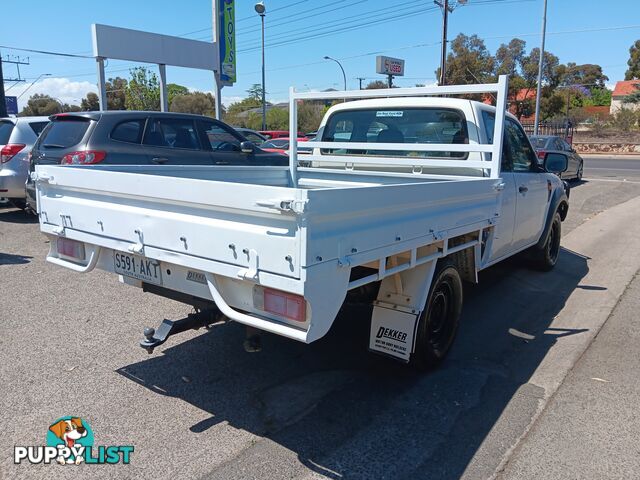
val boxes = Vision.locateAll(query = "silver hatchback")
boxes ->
[0,116,49,209]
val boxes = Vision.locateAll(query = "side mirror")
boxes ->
[240,141,255,154]
[544,152,568,174]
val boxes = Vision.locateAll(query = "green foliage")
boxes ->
[19,94,62,116]
[106,77,128,110]
[266,108,289,130]
[167,84,189,106]
[170,91,217,117]
[584,88,612,107]
[81,92,100,111]
[125,67,160,111]
[298,103,326,133]
[246,84,264,101]
[436,34,495,86]
[540,93,565,120]
[365,80,388,89]
[561,63,609,88]
[609,108,638,132]
[623,84,640,105]
[625,40,640,80]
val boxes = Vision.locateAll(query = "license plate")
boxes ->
[113,252,162,285]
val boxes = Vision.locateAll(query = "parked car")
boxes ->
[0,116,50,210]
[26,111,288,210]
[233,127,267,146]
[260,137,309,154]
[529,135,583,181]
[259,130,303,140]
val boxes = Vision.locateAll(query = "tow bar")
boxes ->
[139,309,223,354]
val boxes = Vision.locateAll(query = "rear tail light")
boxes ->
[537,150,546,160]
[61,150,106,165]
[255,286,307,322]
[57,238,86,261]
[1,144,26,163]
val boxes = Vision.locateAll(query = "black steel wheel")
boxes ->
[410,260,463,371]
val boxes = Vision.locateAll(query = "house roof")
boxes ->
[612,80,640,97]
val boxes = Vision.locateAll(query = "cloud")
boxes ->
[12,78,97,109]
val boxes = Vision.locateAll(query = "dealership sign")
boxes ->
[218,0,236,85]
[5,96,18,115]
[376,56,405,77]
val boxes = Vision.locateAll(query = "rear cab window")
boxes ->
[38,117,92,149]
[321,107,469,159]
[0,121,15,144]
[529,137,549,149]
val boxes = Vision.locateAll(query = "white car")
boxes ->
[0,116,49,210]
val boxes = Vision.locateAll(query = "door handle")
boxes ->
[493,182,506,191]
[518,185,528,194]
[151,157,168,164]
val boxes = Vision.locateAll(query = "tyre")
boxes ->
[9,199,27,210]
[575,161,583,181]
[410,260,463,370]
[530,212,562,271]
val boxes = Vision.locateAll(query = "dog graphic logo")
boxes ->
[46,417,94,465]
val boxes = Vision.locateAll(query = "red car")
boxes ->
[259,137,309,154]
[259,130,304,140]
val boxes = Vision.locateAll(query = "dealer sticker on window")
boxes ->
[369,306,419,362]
[376,111,404,117]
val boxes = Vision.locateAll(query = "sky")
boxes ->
[1,0,639,111]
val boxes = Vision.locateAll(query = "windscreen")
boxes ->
[39,117,91,149]
[0,121,14,145]
[321,107,469,158]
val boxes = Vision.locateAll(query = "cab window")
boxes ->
[504,119,536,172]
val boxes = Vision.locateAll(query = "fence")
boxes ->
[521,121,575,144]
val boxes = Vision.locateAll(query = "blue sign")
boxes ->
[218,0,236,85]
[5,96,18,115]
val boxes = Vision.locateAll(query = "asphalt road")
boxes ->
[583,155,640,181]
[1,157,639,480]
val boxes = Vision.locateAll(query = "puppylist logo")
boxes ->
[14,417,134,465]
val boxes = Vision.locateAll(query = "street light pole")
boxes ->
[16,73,52,100]
[533,0,548,135]
[323,56,346,90]
[435,0,466,86]
[438,0,449,86]
[255,2,266,131]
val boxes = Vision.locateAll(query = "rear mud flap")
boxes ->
[369,305,419,362]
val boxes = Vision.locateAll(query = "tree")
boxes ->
[125,67,160,111]
[19,94,62,116]
[495,38,526,77]
[622,84,640,105]
[167,83,189,106]
[298,103,327,133]
[170,91,217,117]
[435,34,495,86]
[246,84,264,102]
[584,87,612,107]
[81,92,100,111]
[365,80,388,89]
[625,40,640,80]
[105,77,128,110]
[561,63,608,88]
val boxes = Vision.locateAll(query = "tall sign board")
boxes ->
[218,0,236,85]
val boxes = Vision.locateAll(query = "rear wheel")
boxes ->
[530,212,562,271]
[575,161,583,181]
[410,260,463,371]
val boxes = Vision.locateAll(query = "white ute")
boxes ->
[35,76,570,369]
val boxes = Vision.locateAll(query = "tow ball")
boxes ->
[139,309,223,354]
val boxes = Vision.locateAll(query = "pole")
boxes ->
[96,57,107,111]
[212,0,223,120]
[357,77,365,90]
[439,0,449,86]
[533,0,547,135]
[388,74,393,88]
[260,13,266,130]
[0,54,7,117]
[158,64,168,112]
